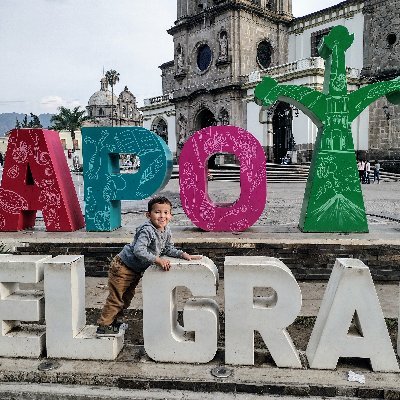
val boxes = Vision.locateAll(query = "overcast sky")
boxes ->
[0,0,340,115]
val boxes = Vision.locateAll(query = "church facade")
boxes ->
[141,0,399,164]
[85,77,142,127]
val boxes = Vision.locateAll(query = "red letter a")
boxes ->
[0,129,84,231]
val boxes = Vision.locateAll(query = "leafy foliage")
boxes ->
[105,69,120,126]
[29,113,42,128]
[105,69,120,88]
[16,113,43,129]
[50,106,89,140]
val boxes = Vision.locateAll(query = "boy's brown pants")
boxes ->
[97,255,142,326]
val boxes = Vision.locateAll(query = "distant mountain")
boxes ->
[0,113,54,136]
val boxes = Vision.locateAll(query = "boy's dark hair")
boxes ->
[148,196,172,213]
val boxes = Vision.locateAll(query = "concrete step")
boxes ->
[0,348,399,399]
[171,163,311,182]
[380,171,400,182]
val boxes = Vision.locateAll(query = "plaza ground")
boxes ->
[0,173,399,398]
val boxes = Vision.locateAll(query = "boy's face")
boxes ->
[146,203,172,231]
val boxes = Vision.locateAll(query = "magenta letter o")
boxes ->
[179,126,267,232]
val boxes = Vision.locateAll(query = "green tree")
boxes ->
[105,69,120,126]
[29,113,42,128]
[21,114,28,128]
[50,106,88,141]
[19,113,42,128]
[15,118,21,129]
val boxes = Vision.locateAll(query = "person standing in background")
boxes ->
[357,159,365,183]
[365,160,371,184]
[374,160,380,184]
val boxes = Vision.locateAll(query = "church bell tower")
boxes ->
[163,0,293,147]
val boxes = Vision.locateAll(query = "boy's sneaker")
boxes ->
[96,323,123,337]
[113,321,129,332]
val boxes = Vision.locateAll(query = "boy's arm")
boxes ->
[134,228,174,271]
[181,252,202,260]
[133,229,157,264]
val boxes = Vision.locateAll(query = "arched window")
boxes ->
[219,108,229,125]
[194,108,217,132]
[151,118,168,144]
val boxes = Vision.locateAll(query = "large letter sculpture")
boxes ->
[0,129,84,231]
[0,254,50,357]
[254,25,400,232]
[142,257,219,363]
[44,255,123,360]
[307,258,399,372]
[179,126,267,231]
[224,256,302,368]
[81,127,172,231]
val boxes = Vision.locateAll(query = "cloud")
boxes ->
[40,96,84,113]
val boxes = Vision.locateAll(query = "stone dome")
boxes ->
[88,90,118,107]
[88,90,118,106]
[88,77,118,106]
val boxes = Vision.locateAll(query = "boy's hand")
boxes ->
[182,252,203,261]
[155,257,171,271]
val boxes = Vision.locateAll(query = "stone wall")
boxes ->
[15,240,400,281]
[362,0,400,80]
[367,98,400,159]
[295,143,314,163]
[363,0,400,154]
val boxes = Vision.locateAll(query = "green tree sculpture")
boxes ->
[255,25,400,233]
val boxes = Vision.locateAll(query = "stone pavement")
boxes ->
[5,177,400,239]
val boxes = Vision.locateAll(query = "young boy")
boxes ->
[96,196,201,336]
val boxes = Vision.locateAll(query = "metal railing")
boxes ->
[247,57,360,83]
